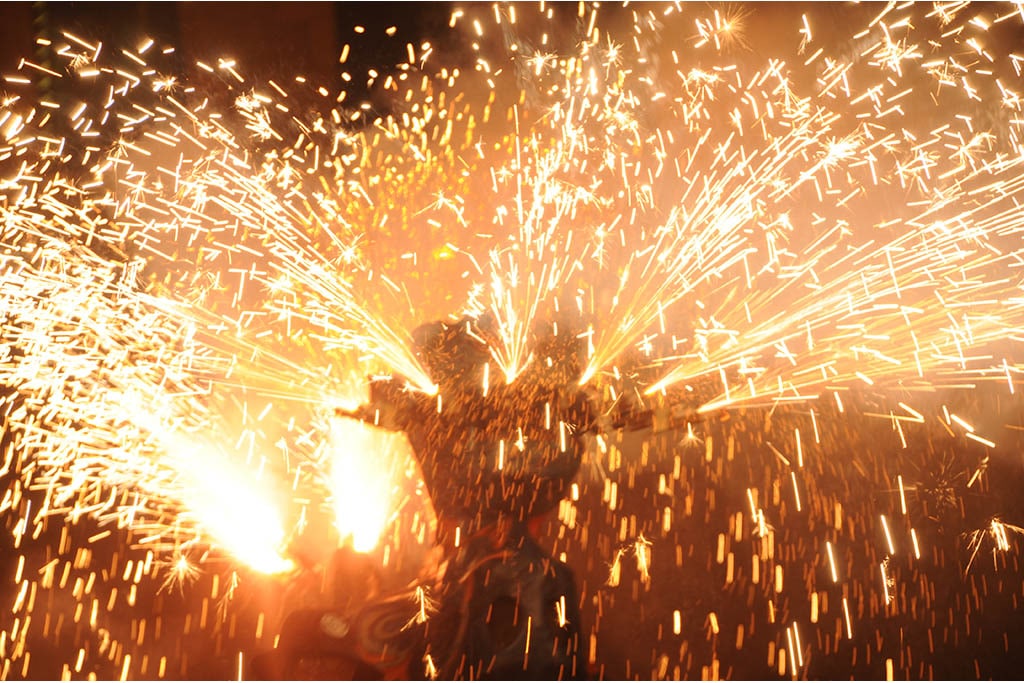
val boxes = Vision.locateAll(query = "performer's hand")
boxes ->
[334,407,361,420]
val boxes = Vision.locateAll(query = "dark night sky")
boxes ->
[1,3,458,90]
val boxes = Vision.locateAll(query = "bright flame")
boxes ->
[329,413,413,553]
[131,405,294,575]
[166,435,294,575]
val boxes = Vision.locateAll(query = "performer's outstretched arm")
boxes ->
[334,376,423,433]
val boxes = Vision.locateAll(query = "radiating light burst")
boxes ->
[963,516,1024,574]
[158,550,201,594]
[2,1,1024,680]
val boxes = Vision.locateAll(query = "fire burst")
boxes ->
[2,2,1024,680]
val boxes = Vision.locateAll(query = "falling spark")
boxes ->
[880,557,894,605]
[826,541,839,584]
[634,534,653,585]
[880,514,896,555]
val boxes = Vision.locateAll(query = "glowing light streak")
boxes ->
[897,475,908,515]
[842,597,853,639]
[826,541,839,584]
[880,514,896,555]
[880,558,893,605]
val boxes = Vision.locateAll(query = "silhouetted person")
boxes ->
[341,315,593,679]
